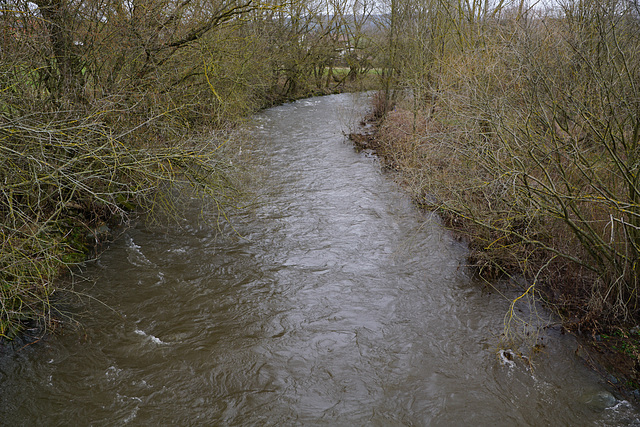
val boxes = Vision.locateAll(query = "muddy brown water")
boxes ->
[1,93,639,425]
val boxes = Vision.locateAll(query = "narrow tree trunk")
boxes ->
[33,0,85,103]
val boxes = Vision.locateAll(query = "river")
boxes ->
[1,93,638,425]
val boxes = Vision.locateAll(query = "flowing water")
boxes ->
[1,93,639,425]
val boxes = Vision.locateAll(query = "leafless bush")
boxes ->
[377,0,640,329]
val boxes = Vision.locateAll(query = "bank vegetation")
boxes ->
[5,0,638,390]
[0,0,381,340]
[363,0,640,387]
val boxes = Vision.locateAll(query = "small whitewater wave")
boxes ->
[498,349,517,368]
[134,329,166,345]
[125,236,156,268]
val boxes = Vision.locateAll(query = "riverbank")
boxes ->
[349,92,640,401]
[0,74,378,345]
[4,92,633,425]
[1,0,387,345]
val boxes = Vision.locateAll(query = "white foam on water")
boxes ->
[117,393,142,424]
[125,236,155,267]
[603,400,640,425]
[498,349,517,369]
[134,329,166,345]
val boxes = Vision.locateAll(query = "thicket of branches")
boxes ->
[375,0,640,329]
[0,0,380,339]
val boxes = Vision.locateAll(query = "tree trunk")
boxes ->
[33,0,85,103]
